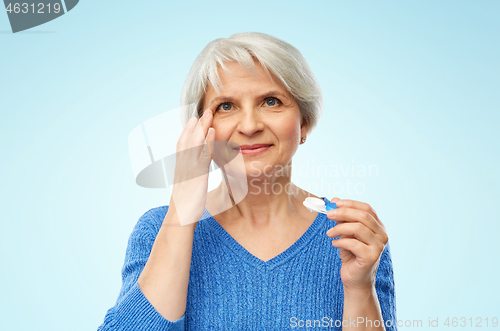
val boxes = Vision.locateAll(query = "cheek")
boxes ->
[277,117,301,142]
[212,122,232,141]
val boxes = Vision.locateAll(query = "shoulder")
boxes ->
[131,205,212,240]
[131,205,170,240]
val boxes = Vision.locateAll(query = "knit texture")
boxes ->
[98,198,397,330]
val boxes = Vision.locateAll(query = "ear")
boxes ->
[300,117,309,139]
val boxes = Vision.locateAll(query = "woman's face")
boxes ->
[202,60,307,180]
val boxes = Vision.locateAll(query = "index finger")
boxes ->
[331,198,384,228]
[192,108,214,146]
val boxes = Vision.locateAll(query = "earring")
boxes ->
[301,137,306,143]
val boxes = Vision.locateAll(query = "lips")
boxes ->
[235,143,273,156]
[238,144,273,151]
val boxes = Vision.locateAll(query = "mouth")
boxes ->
[235,144,273,156]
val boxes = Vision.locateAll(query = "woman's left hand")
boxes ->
[326,198,389,292]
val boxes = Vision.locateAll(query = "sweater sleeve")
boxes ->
[97,207,185,331]
[375,242,398,331]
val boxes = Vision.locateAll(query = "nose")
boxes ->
[236,107,265,137]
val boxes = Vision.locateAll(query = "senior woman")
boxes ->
[98,32,396,330]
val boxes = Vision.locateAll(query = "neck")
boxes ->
[209,165,312,228]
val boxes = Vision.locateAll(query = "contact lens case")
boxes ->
[303,197,337,214]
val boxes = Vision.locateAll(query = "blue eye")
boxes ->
[218,102,233,112]
[265,98,279,106]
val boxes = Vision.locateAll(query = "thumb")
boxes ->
[329,197,340,203]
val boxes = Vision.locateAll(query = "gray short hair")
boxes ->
[180,32,323,134]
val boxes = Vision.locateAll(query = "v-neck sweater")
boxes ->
[97,198,397,330]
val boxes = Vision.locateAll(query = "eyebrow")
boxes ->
[208,90,289,107]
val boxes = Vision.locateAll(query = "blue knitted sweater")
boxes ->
[98,199,397,330]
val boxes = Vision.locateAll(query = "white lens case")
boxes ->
[303,197,337,214]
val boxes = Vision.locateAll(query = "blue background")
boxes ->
[1,1,499,330]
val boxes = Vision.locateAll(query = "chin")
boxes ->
[242,161,274,179]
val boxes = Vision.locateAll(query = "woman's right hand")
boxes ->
[169,108,215,226]
[137,108,214,322]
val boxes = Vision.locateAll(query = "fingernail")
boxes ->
[328,210,337,218]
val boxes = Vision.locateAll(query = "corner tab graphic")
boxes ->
[4,0,79,33]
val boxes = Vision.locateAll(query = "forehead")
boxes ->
[205,61,288,97]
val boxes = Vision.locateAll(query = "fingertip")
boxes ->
[203,108,213,118]
[189,115,199,126]
[327,209,338,218]
[207,127,215,139]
